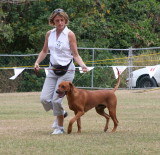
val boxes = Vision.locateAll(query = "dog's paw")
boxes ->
[67,128,72,134]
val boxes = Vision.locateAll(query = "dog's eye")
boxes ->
[62,86,65,89]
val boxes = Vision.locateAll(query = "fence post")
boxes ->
[91,48,95,88]
[128,47,133,89]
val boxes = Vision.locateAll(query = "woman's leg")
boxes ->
[40,76,57,111]
[52,63,75,134]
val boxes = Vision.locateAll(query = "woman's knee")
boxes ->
[40,94,51,104]
[40,96,53,111]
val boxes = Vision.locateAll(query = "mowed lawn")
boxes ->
[0,89,160,155]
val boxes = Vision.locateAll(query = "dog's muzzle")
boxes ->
[56,89,66,98]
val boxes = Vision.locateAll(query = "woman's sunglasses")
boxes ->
[53,9,64,14]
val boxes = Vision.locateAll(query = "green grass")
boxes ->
[0,90,160,155]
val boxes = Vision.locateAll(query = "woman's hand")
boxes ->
[34,62,40,72]
[81,65,89,72]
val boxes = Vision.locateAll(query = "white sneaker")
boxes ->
[52,128,64,135]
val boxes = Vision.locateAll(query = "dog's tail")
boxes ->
[112,68,120,92]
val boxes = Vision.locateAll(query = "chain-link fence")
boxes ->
[0,47,160,93]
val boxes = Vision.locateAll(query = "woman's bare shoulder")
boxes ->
[68,30,76,40]
[46,30,51,36]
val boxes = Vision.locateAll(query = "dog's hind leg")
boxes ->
[108,108,119,132]
[77,118,81,133]
[95,105,110,132]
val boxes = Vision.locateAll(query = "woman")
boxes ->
[34,8,88,134]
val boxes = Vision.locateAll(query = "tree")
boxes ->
[1,0,160,54]
[0,0,160,92]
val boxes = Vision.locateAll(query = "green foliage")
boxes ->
[0,0,160,92]
[1,0,51,53]
[1,0,159,53]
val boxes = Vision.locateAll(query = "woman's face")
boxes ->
[53,15,66,31]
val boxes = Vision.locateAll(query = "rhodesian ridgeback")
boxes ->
[56,72,120,134]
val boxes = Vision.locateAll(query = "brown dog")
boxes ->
[56,73,120,134]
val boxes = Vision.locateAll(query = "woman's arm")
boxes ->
[69,31,88,72]
[34,31,50,70]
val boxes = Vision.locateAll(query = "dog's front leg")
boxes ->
[68,111,84,134]
[74,111,81,133]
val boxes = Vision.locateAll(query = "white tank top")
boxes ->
[48,26,73,66]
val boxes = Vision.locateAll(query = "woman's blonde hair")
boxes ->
[49,8,69,26]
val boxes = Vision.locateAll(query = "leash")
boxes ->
[73,71,89,85]
[43,67,92,84]
[34,67,89,84]
[34,67,82,75]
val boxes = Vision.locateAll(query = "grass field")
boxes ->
[0,90,160,155]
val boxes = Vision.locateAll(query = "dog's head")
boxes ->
[56,81,73,98]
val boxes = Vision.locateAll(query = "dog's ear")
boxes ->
[69,82,73,87]
[69,82,74,92]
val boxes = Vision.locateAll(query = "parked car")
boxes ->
[127,66,160,88]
